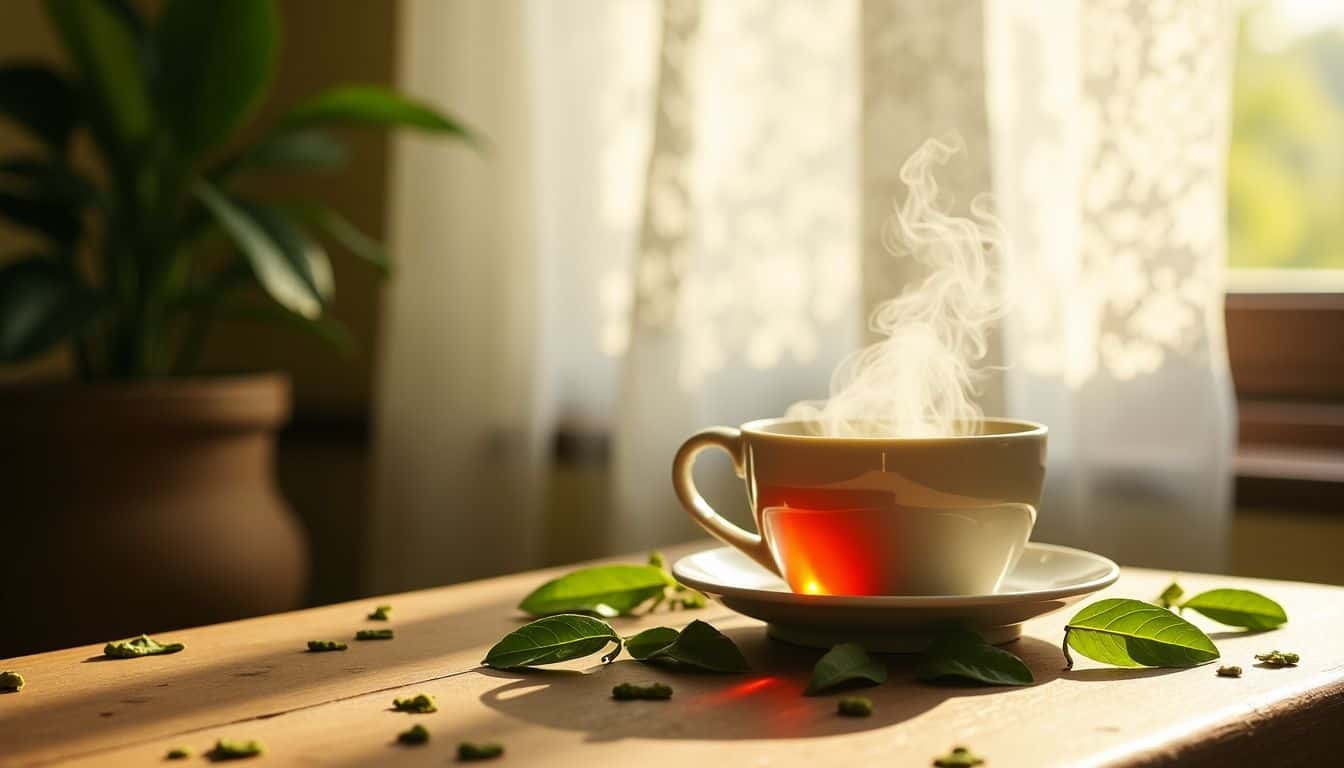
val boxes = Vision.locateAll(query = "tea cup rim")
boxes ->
[739,416,1047,443]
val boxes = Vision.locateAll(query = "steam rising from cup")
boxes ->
[788,136,1007,438]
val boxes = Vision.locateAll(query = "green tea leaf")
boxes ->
[458,742,504,761]
[103,634,185,659]
[392,693,437,713]
[519,564,670,618]
[933,746,985,767]
[629,620,748,673]
[1156,581,1184,609]
[209,739,263,759]
[626,627,679,660]
[0,671,24,692]
[612,681,673,700]
[397,724,429,745]
[916,629,1033,686]
[1180,589,1287,630]
[836,696,873,717]
[1063,598,1219,669]
[483,614,622,670]
[805,642,888,695]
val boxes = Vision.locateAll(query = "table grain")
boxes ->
[3,542,1343,767]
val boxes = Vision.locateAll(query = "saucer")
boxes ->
[672,542,1119,652]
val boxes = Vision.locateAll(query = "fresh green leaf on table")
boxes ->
[1063,598,1219,668]
[1180,589,1287,630]
[483,614,622,670]
[805,642,888,695]
[626,627,680,660]
[628,620,748,673]
[519,564,670,618]
[916,629,1033,686]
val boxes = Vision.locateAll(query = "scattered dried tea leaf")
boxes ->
[165,746,191,759]
[1255,650,1299,667]
[392,693,437,713]
[208,738,263,760]
[367,604,392,621]
[612,681,673,700]
[1156,581,1184,609]
[356,629,394,641]
[1217,665,1242,678]
[397,724,429,745]
[458,741,504,761]
[307,640,347,652]
[103,634,185,659]
[648,551,667,570]
[836,696,873,717]
[933,746,985,767]
[0,671,23,692]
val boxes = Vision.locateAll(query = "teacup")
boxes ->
[672,417,1046,596]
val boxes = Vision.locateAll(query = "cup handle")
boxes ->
[672,427,778,574]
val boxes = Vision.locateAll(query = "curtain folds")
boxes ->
[371,0,1235,593]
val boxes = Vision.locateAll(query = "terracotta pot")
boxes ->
[0,373,308,658]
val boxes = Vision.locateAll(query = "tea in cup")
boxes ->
[671,417,1046,596]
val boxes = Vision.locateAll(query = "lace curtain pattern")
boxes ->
[371,0,1234,591]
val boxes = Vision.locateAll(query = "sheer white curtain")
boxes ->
[369,0,1234,592]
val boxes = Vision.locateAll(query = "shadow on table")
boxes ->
[478,626,1068,742]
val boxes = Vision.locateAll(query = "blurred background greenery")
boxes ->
[1231,1,1344,271]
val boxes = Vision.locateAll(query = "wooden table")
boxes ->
[4,542,1343,767]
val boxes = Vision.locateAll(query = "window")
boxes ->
[1228,1,1344,511]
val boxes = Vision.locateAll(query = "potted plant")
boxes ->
[0,0,472,657]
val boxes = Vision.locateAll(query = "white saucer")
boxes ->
[672,542,1119,652]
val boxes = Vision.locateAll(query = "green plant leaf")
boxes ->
[300,205,388,275]
[915,629,1033,686]
[153,0,278,157]
[44,0,151,146]
[193,180,321,318]
[279,85,476,140]
[628,620,749,673]
[519,565,670,618]
[626,627,680,660]
[0,64,77,149]
[242,203,334,302]
[0,258,102,362]
[217,301,354,355]
[1180,589,1287,630]
[482,614,622,670]
[0,156,96,245]
[1063,598,1220,669]
[234,130,349,174]
[805,642,888,695]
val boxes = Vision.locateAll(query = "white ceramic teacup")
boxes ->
[672,417,1047,597]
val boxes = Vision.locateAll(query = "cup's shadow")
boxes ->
[477,627,1067,742]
